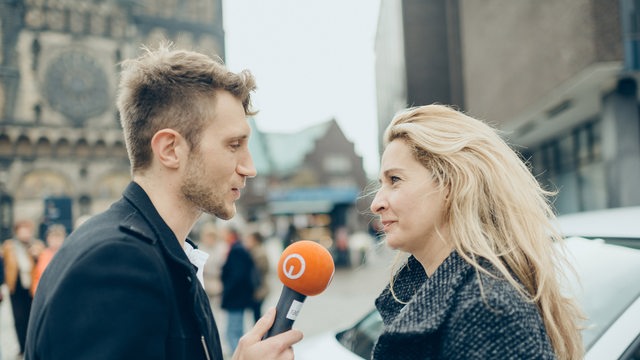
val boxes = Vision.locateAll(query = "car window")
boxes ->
[620,333,640,360]
[580,236,640,251]
[336,310,383,359]
[562,238,640,349]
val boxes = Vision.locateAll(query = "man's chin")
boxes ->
[214,205,236,220]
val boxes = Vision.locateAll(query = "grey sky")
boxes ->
[223,0,382,177]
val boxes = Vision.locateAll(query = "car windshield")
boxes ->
[562,237,640,348]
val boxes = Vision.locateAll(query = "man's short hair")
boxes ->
[116,43,257,173]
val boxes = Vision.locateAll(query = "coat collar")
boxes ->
[376,251,475,336]
[119,181,194,271]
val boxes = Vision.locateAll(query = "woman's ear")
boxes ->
[150,129,185,169]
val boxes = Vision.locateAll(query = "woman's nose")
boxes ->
[370,190,387,214]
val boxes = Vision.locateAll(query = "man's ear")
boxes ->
[150,129,186,169]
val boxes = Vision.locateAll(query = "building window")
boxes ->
[323,154,351,174]
[531,118,605,214]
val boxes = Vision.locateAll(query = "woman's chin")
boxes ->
[384,235,401,250]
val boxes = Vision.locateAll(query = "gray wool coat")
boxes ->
[373,251,556,360]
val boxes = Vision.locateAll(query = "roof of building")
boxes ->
[267,186,361,215]
[249,119,333,176]
[247,117,273,175]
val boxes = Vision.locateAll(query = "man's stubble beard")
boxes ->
[180,151,235,220]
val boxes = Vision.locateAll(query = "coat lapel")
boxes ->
[120,182,193,270]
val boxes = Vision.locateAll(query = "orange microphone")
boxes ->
[264,240,335,338]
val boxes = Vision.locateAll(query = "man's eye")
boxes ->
[230,142,241,149]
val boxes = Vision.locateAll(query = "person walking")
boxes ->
[25,43,302,360]
[31,224,66,295]
[197,221,227,306]
[220,227,256,353]
[244,231,270,323]
[2,219,44,358]
[0,247,5,360]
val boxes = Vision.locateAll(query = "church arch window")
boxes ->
[35,137,52,157]
[15,169,72,200]
[0,135,11,157]
[75,138,90,158]
[94,139,107,157]
[16,135,33,158]
[54,138,71,158]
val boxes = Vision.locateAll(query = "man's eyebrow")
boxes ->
[228,134,249,141]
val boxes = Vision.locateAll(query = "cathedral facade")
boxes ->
[0,0,225,237]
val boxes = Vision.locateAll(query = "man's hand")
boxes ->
[232,307,304,360]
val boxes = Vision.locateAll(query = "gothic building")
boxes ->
[0,0,224,238]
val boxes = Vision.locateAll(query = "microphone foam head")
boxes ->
[277,240,335,296]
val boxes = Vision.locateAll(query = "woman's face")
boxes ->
[370,139,449,256]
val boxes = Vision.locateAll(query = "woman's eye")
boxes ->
[390,176,401,184]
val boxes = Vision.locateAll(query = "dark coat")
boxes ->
[221,241,256,310]
[373,252,555,360]
[25,182,223,360]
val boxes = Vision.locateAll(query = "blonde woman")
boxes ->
[370,104,583,359]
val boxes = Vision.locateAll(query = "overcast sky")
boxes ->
[222,0,382,177]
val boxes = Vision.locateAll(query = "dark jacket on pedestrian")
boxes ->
[221,240,256,310]
[25,182,223,360]
[250,246,270,302]
[373,251,555,360]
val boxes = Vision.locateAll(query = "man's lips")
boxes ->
[231,187,243,199]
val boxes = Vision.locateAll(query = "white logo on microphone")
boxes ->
[282,253,306,279]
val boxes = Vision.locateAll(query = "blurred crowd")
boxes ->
[0,219,67,359]
[0,214,378,359]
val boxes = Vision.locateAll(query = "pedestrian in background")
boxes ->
[0,250,5,360]
[221,226,256,353]
[369,104,584,359]
[31,224,66,295]
[197,221,226,306]
[282,222,299,249]
[24,43,302,360]
[244,231,270,323]
[2,219,44,357]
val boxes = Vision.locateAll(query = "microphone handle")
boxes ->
[264,286,307,338]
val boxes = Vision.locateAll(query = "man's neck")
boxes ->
[133,176,201,246]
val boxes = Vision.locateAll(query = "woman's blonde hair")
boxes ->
[383,104,583,360]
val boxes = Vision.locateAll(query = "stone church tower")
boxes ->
[0,0,224,238]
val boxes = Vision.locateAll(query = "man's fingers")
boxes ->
[233,307,303,360]
[268,328,304,349]
[245,307,303,347]
[250,307,276,339]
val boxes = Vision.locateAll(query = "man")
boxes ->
[25,44,303,360]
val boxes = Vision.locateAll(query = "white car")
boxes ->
[295,207,640,359]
